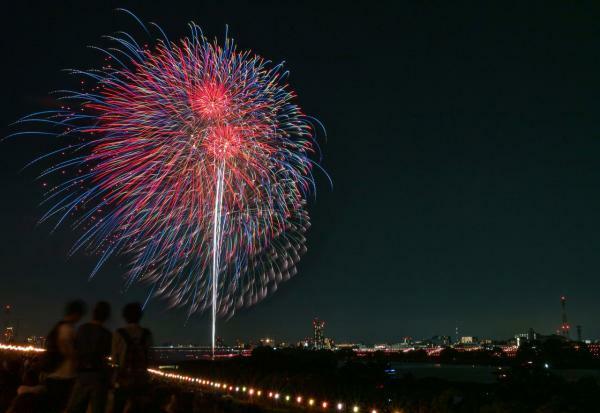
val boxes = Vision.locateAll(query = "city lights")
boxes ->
[0,343,45,353]
[142,369,382,413]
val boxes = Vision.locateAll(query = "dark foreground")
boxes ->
[3,346,600,412]
[0,350,272,413]
[173,347,600,413]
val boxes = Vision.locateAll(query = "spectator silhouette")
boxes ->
[43,300,86,413]
[65,301,112,413]
[111,302,153,413]
[16,368,45,397]
[0,358,21,412]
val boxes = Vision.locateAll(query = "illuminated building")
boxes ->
[499,344,518,358]
[216,337,225,348]
[459,336,476,345]
[259,338,274,347]
[528,328,537,342]
[430,335,451,346]
[3,327,15,343]
[559,296,570,338]
[588,343,600,358]
[511,328,538,347]
[26,336,46,348]
[312,318,325,349]
[298,338,311,348]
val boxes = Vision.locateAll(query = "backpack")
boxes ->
[41,321,69,373]
[114,328,150,388]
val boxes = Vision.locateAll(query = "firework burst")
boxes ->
[12,11,325,347]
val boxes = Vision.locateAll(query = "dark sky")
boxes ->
[2,1,600,345]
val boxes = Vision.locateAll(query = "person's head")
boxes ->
[92,301,111,323]
[122,302,143,324]
[64,300,86,323]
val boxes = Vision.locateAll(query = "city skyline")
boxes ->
[2,294,594,346]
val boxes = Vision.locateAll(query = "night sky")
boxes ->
[2,1,600,345]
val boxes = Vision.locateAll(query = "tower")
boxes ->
[560,296,570,339]
[2,305,12,344]
[312,318,325,350]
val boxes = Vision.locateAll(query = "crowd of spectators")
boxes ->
[1,300,186,413]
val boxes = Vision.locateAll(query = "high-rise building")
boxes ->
[2,305,13,343]
[26,336,46,348]
[515,333,528,347]
[312,317,325,349]
[515,328,538,347]
[560,296,570,338]
[527,328,537,342]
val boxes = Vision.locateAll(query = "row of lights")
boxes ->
[148,369,377,413]
[0,343,45,353]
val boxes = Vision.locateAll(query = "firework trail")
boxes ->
[11,10,326,351]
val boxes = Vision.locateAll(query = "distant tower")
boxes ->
[576,325,582,342]
[2,305,12,344]
[560,296,570,339]
[312,318,325,349]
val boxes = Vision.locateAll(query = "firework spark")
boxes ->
[12,11,325,350]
